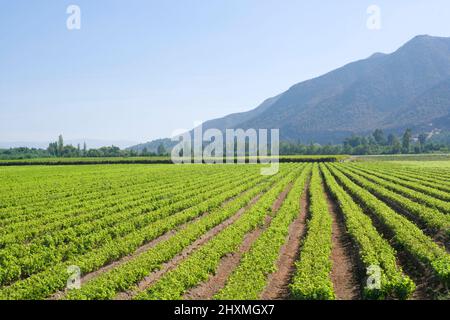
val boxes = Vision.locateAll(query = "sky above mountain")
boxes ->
[1,0,450,146]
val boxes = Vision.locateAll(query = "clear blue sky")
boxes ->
[1,0,449,146]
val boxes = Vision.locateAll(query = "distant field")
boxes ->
[0,157,172,165]
[0,160,449,300]
[0,155,348,166]
[370,160,450,169]
[355,154,450,162]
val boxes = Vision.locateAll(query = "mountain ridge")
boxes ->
[131,35,450,151]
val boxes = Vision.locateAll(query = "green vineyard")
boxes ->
[0,161,449,300]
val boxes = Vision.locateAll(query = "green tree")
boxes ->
[418,133,428,148]
[373,129,386,145]
[141,147,149,156]
[392,139,402,154]
[306,142,318,155]
[47,142,58,156]
[157,144,166,155]
[387,134,396,146]
[57,135,64,157]
[344,135,362,148]
[402,129,412,153]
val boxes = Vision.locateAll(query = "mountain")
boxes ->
[131,35,450,150]
[128,138,175,154]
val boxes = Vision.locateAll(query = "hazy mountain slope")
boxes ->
[128,138,175,153]
[200,94,282,132]
[384,77,450,130]
[232,35,450,143]
[131,35,450,149]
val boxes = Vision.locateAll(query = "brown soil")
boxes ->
[260,181,310,300]
[434,231,450,253]
[49,213,204,300]
[183,219,268,300]
[49,189,257,300]
[183,184,294,300]
[325,187,361,300]
[272,183,292,213]
[86,215,205,282]
[115,194,263,300]
[339,168,450,251]
[329,167,444,300]
[395,249,441,300]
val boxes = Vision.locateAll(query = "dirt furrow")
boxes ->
[48,188,260,300]
[338,169,450,252]
[260,181,310,300]
[183,183,294,300]
[183,217,270,300]
[272,184,292,213]
[325,187,361,300]
[49,212,208,300]
[115,194,263,300]
[334,173,438,299]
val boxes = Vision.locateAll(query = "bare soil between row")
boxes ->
[183,183,294,300]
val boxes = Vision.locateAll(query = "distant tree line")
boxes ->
[1,130,449,160]
[0,147,49,160]
[46,135,134,158]
[279,128,449,155]
[0,135,168,160]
